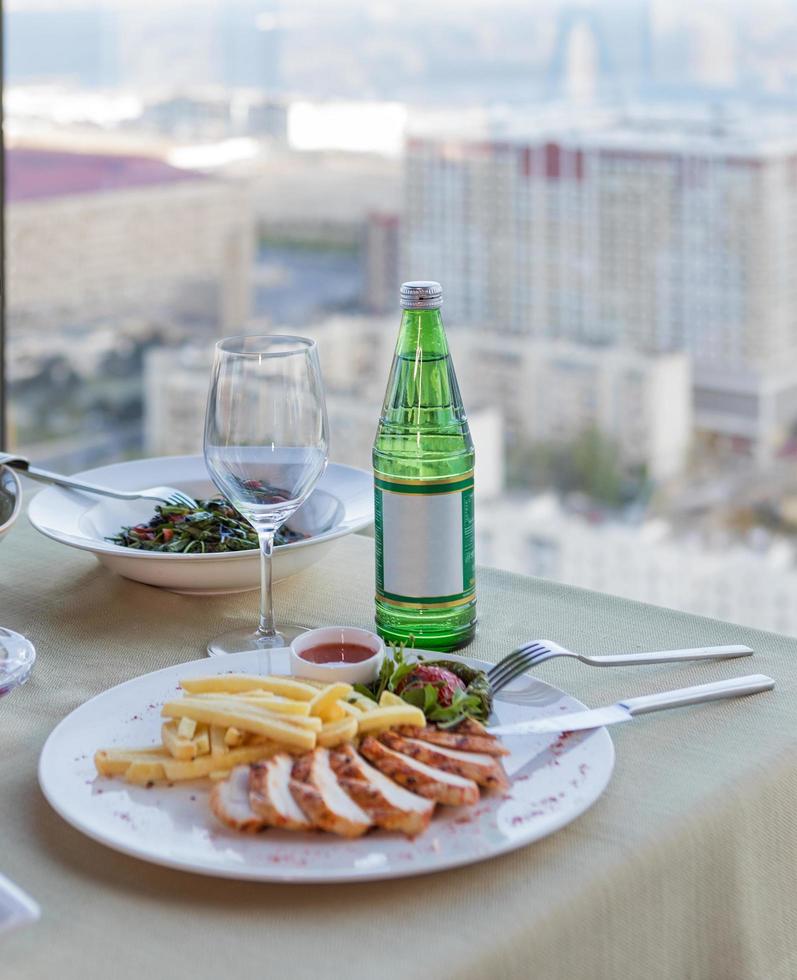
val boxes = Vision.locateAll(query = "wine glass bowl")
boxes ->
[204,335,329,656]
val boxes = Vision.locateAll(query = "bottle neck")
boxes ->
[395,307,449,359]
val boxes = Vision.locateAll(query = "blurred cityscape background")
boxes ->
[8,0,797,633]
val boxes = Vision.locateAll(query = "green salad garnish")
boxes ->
[109,498,306,554]
[357,644,493,729]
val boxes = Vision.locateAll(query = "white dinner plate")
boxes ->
[26,456,373,595]
[39,650,614,883]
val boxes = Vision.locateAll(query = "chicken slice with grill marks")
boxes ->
[395,725,509,757]
[379,731,509,791]
[329,744,434,838]
[359,736,480,807]
[249,755,312,831]
[210,765,266,833]
[289,748,372,838]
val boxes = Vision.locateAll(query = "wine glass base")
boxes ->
[0,628,36,697]
[206,623,308,658]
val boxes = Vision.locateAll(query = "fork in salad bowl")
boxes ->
[0,453,196,509]
[489,640,754,700]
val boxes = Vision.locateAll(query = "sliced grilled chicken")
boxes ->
[360,736,480,807]
[329,744,434,837]
[396,725,509,757]
[380,731,509,791]
[292,754,312,783]
[249,755,312,831]
[210,765,265,833]
[290,748,372,838]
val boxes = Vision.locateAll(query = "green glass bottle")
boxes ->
[373,281,476,652]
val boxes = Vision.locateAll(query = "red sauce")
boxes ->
[298,642,376,665]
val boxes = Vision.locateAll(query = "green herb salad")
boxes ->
[109,498,306,554]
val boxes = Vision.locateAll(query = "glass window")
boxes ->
[6,0,797,636]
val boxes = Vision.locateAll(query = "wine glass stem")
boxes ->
[257,529,276,637]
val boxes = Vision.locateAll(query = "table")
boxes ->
[2,521,796,980]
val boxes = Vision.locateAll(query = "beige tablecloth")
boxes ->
[1,522,796,980]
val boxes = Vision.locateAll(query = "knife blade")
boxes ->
[488,674,775,736]
[489,704,632,736]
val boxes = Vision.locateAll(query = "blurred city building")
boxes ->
[140,94,288,142]
[6,146,253,461]
[479,494,797,636]
[7,147,253,337]
[404,109,797,464]
[449,334,691,481]
[362,212,400,313]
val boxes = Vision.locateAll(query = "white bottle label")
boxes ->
[374,472,475,607]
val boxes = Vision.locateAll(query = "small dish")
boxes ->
[290,627,384,685]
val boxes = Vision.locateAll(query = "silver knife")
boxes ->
[488,674,775,736]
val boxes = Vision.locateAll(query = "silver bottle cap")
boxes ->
[400,281,443,310]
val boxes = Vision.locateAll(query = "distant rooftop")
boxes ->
[6,148,205,203]
[407,104,797,159]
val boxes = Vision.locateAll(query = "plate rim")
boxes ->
[27,456,373,562]
[38,650,615,884]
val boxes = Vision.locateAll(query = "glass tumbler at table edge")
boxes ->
[203,335,329,657]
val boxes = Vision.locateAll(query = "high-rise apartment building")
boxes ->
[404,110,797,463]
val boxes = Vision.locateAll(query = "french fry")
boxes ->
[161,698,317,751]
[352,694,378,712]
[167,694,323,732]
[190,691,274,702]
[125,760,167,784]
[210,725,228,757]
[317,716,358,748]
[341,700,363,716]
[194,724,210,756]
[233,696,311,716]
[94,747,168,777]
[309,683,353,721]
[180,675,317,700]
[379,691,406,708]
[224,726,244,748]
[177,717,197,739]
[161,742,278,781]
[209,770,229,781]
[162,721,198,761]
[356,704,426,734]
[324,701,347,722]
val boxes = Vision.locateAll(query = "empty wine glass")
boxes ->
[203,335,329,657]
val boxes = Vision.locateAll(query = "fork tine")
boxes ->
[488,643,547,689]
[167,491,196,508]
[488,642,546,679]
[487,648,532,685]
[489,651,548,693]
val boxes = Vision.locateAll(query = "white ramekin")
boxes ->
[290,626,385,685]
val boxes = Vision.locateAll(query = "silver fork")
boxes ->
[0,454,196,509]
[488,639,754,693]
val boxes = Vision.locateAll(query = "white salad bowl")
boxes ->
[0,465,23,544]
[26,455,373,595]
